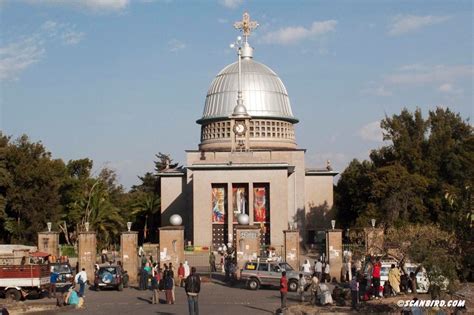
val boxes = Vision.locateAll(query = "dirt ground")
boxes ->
[287,282,473,315]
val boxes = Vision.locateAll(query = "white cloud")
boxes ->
[261,20,337,45]
[22,0,129,11]
[387,64,473,85]
[0,20,85,81]
[388,14,451,36]
[218,0,242,9]
[0,36,45,81]
[360,84,393,96]
[438,83,463,96]
[62,31,85,45]
[167,39,186,52]
[358,121,384,142]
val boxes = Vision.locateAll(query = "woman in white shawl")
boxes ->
[301,259,311,273]
[318,282,333,305]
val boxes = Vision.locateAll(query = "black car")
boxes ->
[94,265,124,291]
[50,262,74,287]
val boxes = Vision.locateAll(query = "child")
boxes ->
[297,273,306,302]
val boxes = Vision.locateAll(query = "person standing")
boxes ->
[151,267,160,304]
[388,264,401,295]
[185,266,201,315]
[323,262,330,283]
[74,268,87,297]
[372,258,381,298]
[350,275,359,310]
[178,263,186,287]
[49,267,59,298]
[183,260,190,279]
[301,259,311,273]
[309,273,319,305]
[209,252,217,272]
[164,266,173,304]
[314,259,322,281]
[168,263,176,304]
[280,271,288,310]
[297,273,306,302]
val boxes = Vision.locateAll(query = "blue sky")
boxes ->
[1,0,472,189]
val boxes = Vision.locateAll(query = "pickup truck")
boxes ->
[0,264,50,300]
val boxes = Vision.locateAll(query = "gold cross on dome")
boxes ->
[234,12,259,39]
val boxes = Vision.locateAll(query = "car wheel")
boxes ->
[5,289,21,301]
[117,283,123,291]
[247,278,259,290]
[288,279,298,292]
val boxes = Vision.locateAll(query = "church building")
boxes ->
[159,13,337,251]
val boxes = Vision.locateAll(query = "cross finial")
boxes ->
[234,12,259,42]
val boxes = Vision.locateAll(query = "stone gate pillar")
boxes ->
[158,226,184,267]
[38,231,60,258]
[78,231,97,283]
[284,230,300,271]
[121,231,138,286]
[326,229,342,282]
[235,225,260,277]
[364,227,384,256]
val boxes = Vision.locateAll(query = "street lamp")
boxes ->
[331,220,336,230]
[127,222,132,232]
[47,222,52,232]
[85,222,90,232]
[371,218,376,229]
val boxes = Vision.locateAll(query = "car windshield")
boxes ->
[51,264,71,273]
[99,267,117,275]
[279,263,294,271]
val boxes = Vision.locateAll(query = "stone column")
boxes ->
[38,231,60,258]
[158,226,184,267]
[284,230,300,271]
[121,231,138,286]
[78,231,97,283]
[364,228,384,256]
[235,225,260,277]
[326,229,342,282]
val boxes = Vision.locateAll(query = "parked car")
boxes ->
[0,264,50,301]
[240,259,311,291]
[94,265,124,291]
[49,262,73,287]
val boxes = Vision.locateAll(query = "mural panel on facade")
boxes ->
[253,184,270,245]
[212,186,226,223]
[232,184,248,223]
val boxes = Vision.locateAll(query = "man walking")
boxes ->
[350,274,359,310]
[209,252,217,272]
[280,271,288,310]
[49,267,59,298]
[314,259,322,281]
[185,266,201,315]
[74,268,87,297]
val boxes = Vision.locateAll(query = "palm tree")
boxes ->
[132,193,160,242]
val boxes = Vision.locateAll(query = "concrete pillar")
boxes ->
[78,232,97,283]
[284,230,300,271]
[38,232,60,258]
[364,228,384,256]
[235,225,260,277]
[326,229,342,282]
[120,231,138,286]
[159,226,184,268]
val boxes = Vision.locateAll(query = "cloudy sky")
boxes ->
[1,0,472,188]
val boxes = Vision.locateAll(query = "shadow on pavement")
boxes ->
[244,305,274,314]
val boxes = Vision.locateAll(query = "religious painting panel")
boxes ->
[211,185,226,224]
[253,184,270,246]
[232,184,248,223]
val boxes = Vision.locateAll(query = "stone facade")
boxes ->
[326,229,342,282]
[235,225,260,275]
[158,226,185,267]
[78,232,97,283]
[121,232,138,286]
[38,232,60,257]
[284,230,300,270]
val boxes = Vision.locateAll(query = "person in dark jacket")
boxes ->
[185,267,201,315]
[164,265,174,304]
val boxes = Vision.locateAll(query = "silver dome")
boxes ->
[198,58,298,124]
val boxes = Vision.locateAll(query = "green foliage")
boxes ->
[335,107,473,280]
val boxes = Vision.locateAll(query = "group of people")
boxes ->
[301,259,331,283]
[138,257,201,315]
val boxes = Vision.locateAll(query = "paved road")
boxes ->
[55,281,306,315]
